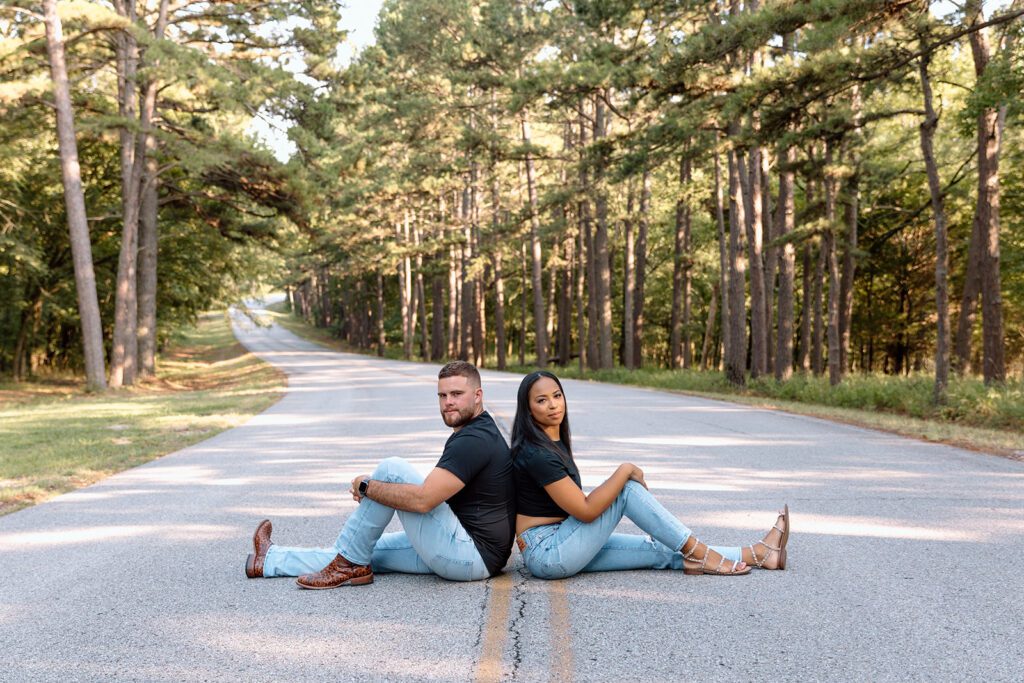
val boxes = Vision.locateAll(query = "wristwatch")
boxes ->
[358,479,370,496]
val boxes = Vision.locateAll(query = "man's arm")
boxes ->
[352,467,465,514]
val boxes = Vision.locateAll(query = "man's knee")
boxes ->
[372,456,418,482]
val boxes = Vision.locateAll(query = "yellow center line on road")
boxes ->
[547,579,574,682]
[475,573,513,683]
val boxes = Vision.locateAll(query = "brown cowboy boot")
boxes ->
[296,554,374,589]
[244,519,273,578]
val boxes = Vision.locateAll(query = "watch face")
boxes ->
[359,480,369,494]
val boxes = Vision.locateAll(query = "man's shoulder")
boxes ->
[446,413,509,454]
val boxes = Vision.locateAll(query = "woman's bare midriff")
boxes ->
[516,513,566,536]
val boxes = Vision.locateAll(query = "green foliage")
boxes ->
[0,0,342,377]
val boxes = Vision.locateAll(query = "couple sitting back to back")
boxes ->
[245,361,790,587]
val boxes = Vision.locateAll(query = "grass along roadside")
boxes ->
[0,311,286,515]
[261,299,403,359]
[264,300,1022,460]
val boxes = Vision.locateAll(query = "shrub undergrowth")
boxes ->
[534,366,1023,433]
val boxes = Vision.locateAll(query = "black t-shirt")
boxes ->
[435,411,515,576]
[512,439,581,518]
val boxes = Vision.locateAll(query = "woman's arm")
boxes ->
[543,463,646,523]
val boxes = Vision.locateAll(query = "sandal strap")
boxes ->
[749,541,780,568]
[749,543,765,568]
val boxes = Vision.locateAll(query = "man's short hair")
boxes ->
[438,360,481,387]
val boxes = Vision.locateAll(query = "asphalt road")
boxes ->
[1,300,1022,682]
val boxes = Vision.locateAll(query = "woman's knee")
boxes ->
[623,480,646,495]
[617,479,650,506]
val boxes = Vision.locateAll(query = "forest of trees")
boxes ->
[2,0,1023,400]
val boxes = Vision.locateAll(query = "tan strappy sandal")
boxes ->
[749,504,790,570]
[682,539,751,576]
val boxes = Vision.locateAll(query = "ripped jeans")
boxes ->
[519,481,742,579]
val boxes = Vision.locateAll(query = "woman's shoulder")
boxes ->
[513,439,569,468]
[513,439,557,461]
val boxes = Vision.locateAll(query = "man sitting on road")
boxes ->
[244,360,515,587]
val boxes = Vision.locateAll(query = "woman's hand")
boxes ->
[627,464,648,489]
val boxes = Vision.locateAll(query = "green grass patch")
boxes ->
[259,299,1023,460]
[0,311,286,515]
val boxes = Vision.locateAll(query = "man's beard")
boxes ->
[441,405,476,428]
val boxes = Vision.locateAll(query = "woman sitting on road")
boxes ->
[512,370,790,579]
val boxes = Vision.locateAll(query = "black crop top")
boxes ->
[512,440,581,518]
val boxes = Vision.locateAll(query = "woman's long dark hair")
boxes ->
[510,371,573,461]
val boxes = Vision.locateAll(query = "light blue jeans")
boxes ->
[262,457,490,582]
[519,480,742,579]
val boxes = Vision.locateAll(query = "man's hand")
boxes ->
[350,474,370,502]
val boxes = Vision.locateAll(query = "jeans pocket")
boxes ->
[524,553,569,580]
[522,535,569,580]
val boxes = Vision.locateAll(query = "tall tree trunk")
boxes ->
[488,139,505,369]
[632,165,650,368]
[522,116,548,367]
[398,218,412,360]
[714,150,731,371]
[494,249,507,370]
[622,179,636,369]
[414,224,429,359]
[824,144,842,386]
[592,93,614,369]
[109,0,141,387]
[520,241,528,366]
[135,0,169,379]
[839,86,862,374]
[798,242,815,374]
[762,146,777,372]
[579,105,598,370]
[918,52,951,403]
[471,178,485,367]
[546,240,557,359]
[376,271,385,356]
[812,239,825,376]
[558,234,572,366]
[13,295,41,382]
[670,154,692,369]
[954,218,982,374]
[558,124,574,367]
[448,242,459,358]
[701,283,719,371]
[460,182,475,362]
[774,141,796,381]
[576,197,588,373]
[474,251,485,367]
[43,0,107,391]
[726,141,747,385]
[137,152,158,378]
[839,163,859,374]
[431,275,446,361]
[966,0,1006,384]
[744,146,768,378]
